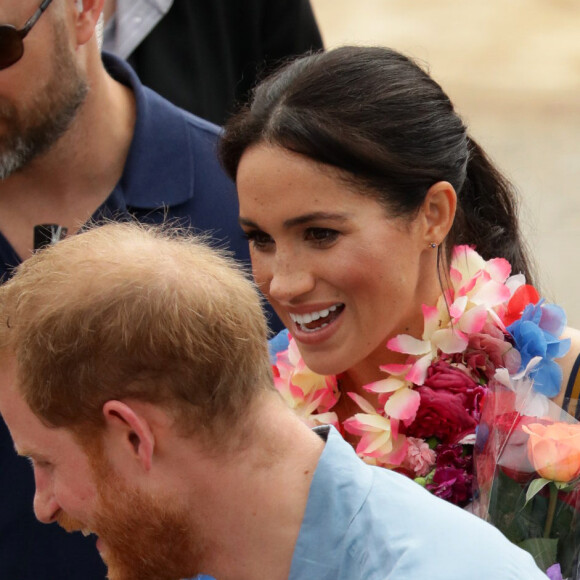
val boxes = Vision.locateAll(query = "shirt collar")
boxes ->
[102,52,194,209]
[289,426,373,578]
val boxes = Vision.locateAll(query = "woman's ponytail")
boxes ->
[448,136,537,286]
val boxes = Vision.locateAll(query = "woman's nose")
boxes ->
[266,254,316,303]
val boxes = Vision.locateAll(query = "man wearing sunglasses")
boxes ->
[0,1,280,578]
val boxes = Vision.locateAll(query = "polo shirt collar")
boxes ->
[102,52,194,209]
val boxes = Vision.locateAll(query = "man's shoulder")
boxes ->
[137,83,225,156]
[103,51,223,142]
[142,85,223,140]
[347,467,548,579]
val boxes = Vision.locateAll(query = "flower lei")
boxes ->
[271,245,571,507]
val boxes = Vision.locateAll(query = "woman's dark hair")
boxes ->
[220,46,535,284]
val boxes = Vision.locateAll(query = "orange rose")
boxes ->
[522,422,580,482]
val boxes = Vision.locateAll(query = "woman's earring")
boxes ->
[429,242,438,249]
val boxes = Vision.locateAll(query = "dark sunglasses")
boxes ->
[0,0,54,71]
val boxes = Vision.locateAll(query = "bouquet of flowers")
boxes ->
[271,245,571,518]
[475,357,580,579]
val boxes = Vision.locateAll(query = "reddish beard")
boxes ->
[94,475,203,580]
[58,445,210,580]
[57,511,86,533]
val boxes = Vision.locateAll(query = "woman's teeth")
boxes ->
[289,304,342,331]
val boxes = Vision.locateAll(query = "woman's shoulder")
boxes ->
[553,326,580,409]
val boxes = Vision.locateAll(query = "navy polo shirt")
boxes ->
[0,54,280,579]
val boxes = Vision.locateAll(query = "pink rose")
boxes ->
[445,322,521,382]
[465,328,521,379]
[401,437,436,477]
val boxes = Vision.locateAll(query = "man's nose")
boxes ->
[33,471,59,524]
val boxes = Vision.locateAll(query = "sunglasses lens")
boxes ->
[0,26,24,70]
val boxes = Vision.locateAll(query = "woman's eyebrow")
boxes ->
[282,212,349,228]
[238,217,258,228]
[239,212,349,229]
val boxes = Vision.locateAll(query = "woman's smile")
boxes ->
[237,144,437,377]
[289,303,344,331]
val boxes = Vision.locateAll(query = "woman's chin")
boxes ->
[299,350,350,377]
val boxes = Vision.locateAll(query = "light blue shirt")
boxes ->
[290,426,548,580]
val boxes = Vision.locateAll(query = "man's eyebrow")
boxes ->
[239,212,349,229]
[15,447,43,460]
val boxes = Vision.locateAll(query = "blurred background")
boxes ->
[310,0,580,327]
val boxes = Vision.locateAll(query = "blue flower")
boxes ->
[268,328,290,363]
[507,300,570,397]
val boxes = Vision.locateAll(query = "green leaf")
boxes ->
[517,537,558,572]
[554,481,575,492]
[488,469,543,544]
[525,478,551,505]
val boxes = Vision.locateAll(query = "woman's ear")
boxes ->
[421,181,457,245]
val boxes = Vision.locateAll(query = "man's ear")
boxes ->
[102,400,154,472]
[420,181,457,245]
[73,0,104,45]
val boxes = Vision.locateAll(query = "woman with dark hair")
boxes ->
[219,45,580,539]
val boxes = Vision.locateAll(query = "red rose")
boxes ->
[406,387,479,443]
[421,360,480,392]
[406,361,485,443]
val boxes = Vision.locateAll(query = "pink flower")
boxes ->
[462,322,521,380]
[401,437,436,476]
[272,337,339,426]
[344,394,409,466]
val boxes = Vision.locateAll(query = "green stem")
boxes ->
[543,483,558,538]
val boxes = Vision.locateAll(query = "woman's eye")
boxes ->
[243,230,275,251]
[304,228,340,246]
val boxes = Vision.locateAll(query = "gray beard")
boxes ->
[0,20,89,181]
[0,141,29,181]
[0,86,87,180]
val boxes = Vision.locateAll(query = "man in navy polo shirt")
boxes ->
[0,1,278,577]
